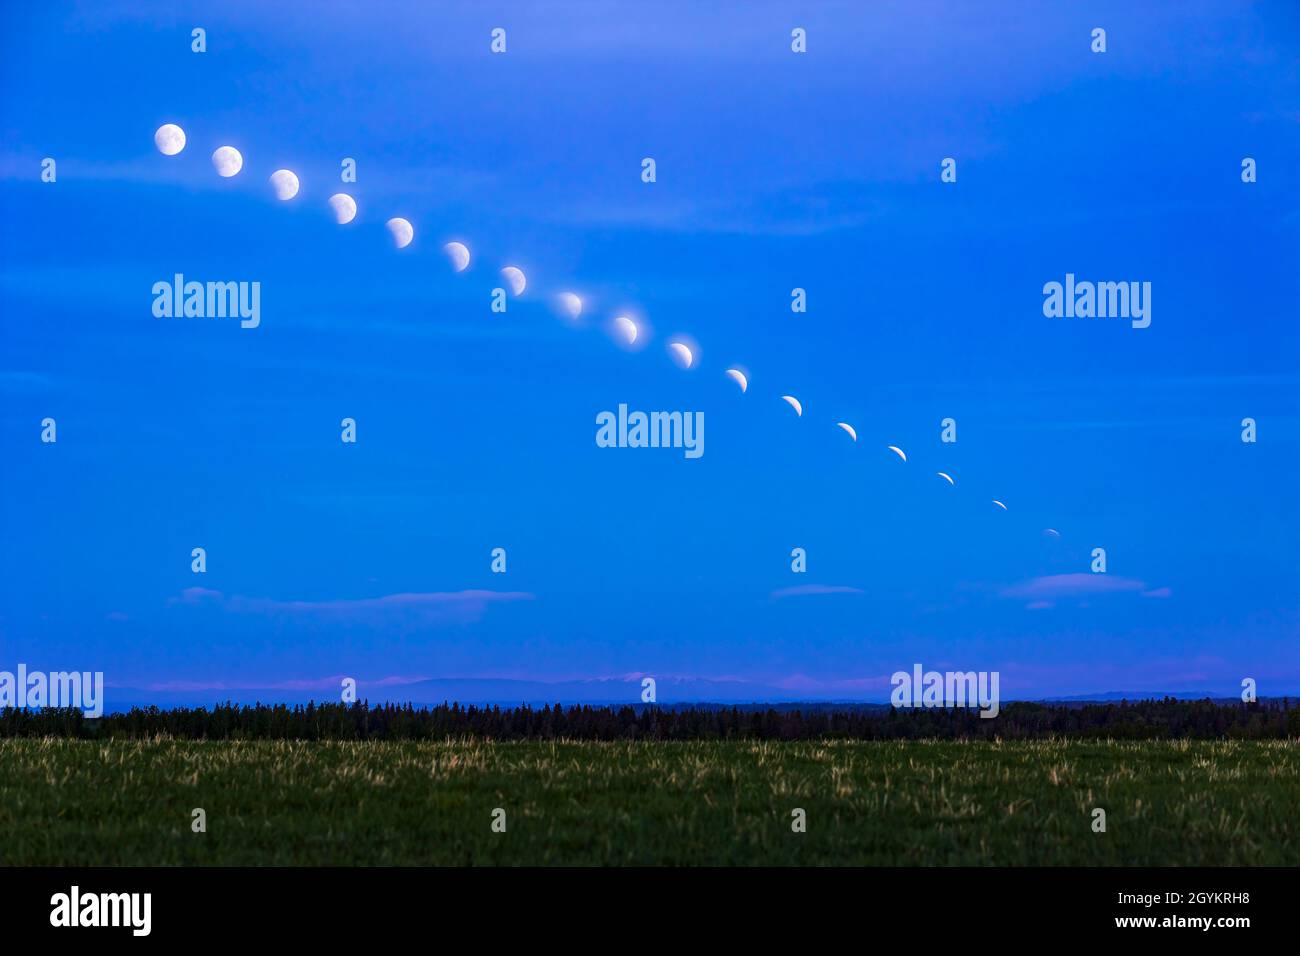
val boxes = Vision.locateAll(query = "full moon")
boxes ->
[269,169,300,201]
[443,242,470,272]
[500,266,526,296]
[154,124,186,156]
[211,146,243,177]
[386,217,414,248]
[328,193,357,224]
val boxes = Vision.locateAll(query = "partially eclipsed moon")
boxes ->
[725,369,748,392]
[781,395,802,417]
[212,146,243,177]
[668,342,693,368]
[386,217,414,248]
[501,266,526,296]
[270,169,300,201]
[443,242,470,272]
[558,292,582,319]
[887,445,907,462]
[937,472,954,485]
[837,423,857,442]
[154,124,186,156]
[614,316,638,344]
[992,500,1008,511]
[328,193,357,224]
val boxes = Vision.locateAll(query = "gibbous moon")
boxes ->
[270,169,300,201]
[443,241,470,272]
[557,292,582,319]
[501,266,526,296]
[668,342,694,369]
[614,315,638,345]
[154,123,186,156]
[937,472,955,485]
[386,217,414,248]
[211,146,243,177]
[887,445,907,462]
[781,395,803,417]
[725,369,748,393]
[837,423,858,442]
[328,193,357,224]
[992,499,1008,511]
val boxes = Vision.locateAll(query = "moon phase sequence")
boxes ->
[165,122,1041,540]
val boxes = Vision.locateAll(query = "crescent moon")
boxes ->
[781,395,802,417]
[668,342,694,368]
[386,217,414,248]
[501,266,526,296]
[442,242,470,272]
[211,146,243,177]
[269,169,300,201]
[154,123,186,156]
[725,369,748,392]
[937,472,954,485]
[614,316,638,344]
[887,445,907,462]
[837,423,857,442]
[992,500,1008,511]
[1044,528,1060,537]
[557,292,582,319]
[328,193,357,224]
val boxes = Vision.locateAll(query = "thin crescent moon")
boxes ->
[386,217,414,248]
[669,342,693,368]
[443,242,470,272]
[992,500,1008,511]
[937,472,954,485]
[887,445,907,462]
[725,369,748,392]
[501,266,526,296]
[781,395,802,417]
[614,316,638,344]
[837,423,857,442]
[1044,528,1060,537]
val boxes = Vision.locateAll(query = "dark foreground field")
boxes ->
[1,738,1296,865]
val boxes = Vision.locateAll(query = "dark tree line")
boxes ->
[1,698,1297,741]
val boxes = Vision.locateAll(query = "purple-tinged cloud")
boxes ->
[1002,573,1150,601]
[770,584,865,600]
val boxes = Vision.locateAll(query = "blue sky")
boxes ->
[1,1,1297,703]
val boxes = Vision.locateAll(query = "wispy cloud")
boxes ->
[1002,573,1150,601]
[168,587,533,623]
[770,584,865,600]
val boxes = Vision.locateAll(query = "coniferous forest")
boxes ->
[3,698,1296,741]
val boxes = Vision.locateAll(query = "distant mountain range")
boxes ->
[101,676,1290,713]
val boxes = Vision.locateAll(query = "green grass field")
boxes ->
[1,738,1295,865]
